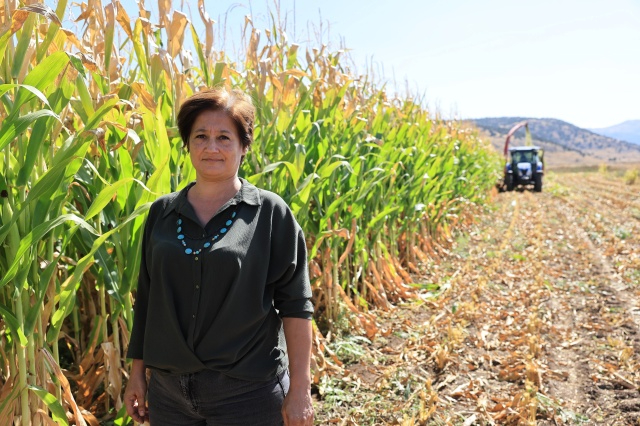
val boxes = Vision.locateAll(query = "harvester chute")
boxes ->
[500,121,544,192]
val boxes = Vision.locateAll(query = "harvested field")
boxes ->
[314,171,640,425]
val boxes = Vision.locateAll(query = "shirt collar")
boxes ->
[162,178,261,218]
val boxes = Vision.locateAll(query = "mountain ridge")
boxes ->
[589,119,640,145]
[468,117,640,168]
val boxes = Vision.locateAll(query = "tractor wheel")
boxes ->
[506,174,514,191]
[534,174,543,192]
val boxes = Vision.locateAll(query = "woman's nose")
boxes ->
[199,138,221,151]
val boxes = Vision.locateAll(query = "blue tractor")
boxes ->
[504,146,544,192]
[500,121,544,192]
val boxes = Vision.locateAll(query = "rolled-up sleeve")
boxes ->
[269,202,314,319]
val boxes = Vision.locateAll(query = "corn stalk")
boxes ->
[0,1,502,423]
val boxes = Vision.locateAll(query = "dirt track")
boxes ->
[314,171,640,425]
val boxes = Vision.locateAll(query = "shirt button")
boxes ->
[192,314,195,318]
[195,256,199,261]
[196,285,200,289]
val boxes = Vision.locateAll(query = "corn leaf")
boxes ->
[0,214,99,289]
[10,13,35,80]
[85,178,138,221]
[0,304,27,346]
[13,50,69,110]
[0,109,60,151]
[27,385,69,425]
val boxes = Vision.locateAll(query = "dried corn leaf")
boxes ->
[167,10,187,59]
[41,348,87,426]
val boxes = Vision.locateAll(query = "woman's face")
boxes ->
[188,109,247,182]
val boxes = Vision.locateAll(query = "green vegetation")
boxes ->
[624,168,638,185]
[0,1,500,423]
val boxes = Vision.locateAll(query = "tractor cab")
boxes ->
[505,146,544,192]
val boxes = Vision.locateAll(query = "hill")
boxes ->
[469,117,640,168]
[589,120,640,145]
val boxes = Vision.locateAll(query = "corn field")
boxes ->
[0,0,501,424]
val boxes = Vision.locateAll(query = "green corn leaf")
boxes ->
[190,23,210,85]
[94,243,122,303]
[0,29,14,67]
[83,96,119,132]
[116,146,135,210]
[0,109,60,152]
[366,205,401,231]
[0,304,27,346]
[323,194,349,223]
[16,114,53,186]
[85,177,137,221]
[113,404,131,426]
[80,204,152,271]
[0,214,99,289]
[50,204,152,332]
[75,74,95,119]
[36,0,67,62]
[0,83,52,109]
[317,159,352,179]
[289,172,318,215]
[250,160,304,186]
[213,62,227,85]
[132,18,150,85]
[47,283,77,344]
[152,106,172,178]
[11,13,36,79]
[119,224,143,296]
[24,257,62,336]
[67,53,87,79]
[22,156,75,206]
[27,385,69,425]
[14,50,69,110]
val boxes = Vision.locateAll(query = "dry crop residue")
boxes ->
[314,171,640,425]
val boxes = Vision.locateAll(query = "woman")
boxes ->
[124,88,314,425]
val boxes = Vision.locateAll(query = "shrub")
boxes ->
[624,168,638,185]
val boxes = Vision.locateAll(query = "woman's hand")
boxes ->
[282,318,314,425]
[124,359,149,424]
[282,386,314,425]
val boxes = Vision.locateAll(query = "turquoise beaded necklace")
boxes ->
[176,206,239,255]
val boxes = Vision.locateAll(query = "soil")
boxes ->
[312,171,640,425]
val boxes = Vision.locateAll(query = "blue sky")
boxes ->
[83,0,640,128]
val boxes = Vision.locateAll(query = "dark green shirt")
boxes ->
[126,179,313,380]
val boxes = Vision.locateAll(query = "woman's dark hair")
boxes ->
[176,88,255,152]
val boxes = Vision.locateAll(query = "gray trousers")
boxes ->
[147,368,289,425]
